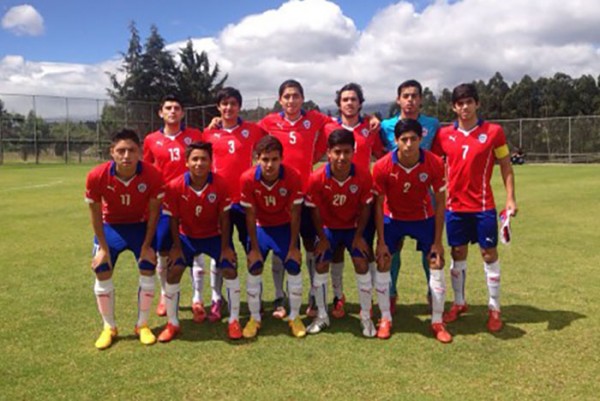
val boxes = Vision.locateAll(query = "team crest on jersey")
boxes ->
[361,128,369,137]
[241,129,249,138]
[279,188,288,197]
[303,120,311,129]
[184,137,192,145]
[349,184,358,194]
[208,193,217,203]
[138,183,147,193]
[478,134,488,143]
[419,173,428,182]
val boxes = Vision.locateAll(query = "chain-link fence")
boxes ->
[2,93,600,164]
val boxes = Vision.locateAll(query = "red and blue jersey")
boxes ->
[431,120,509,212]
[143,126,203,183]
[202,119,266,203]
[373,150,445,221]
[258,110,329,190]
[163,172,232,239]
[85,161,165,224]
[305,163,373,229]
[240,164,304,227]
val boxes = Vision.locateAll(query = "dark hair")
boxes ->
[397,79,423,97]
[216,87,243,108]
[160,94,183,109]
[111,129,141,147]
[452,83,479,104]
[394,118,423,139]
[255,135,283,157]
[185,141,213,160]
[335,82,365,107]
[278,79,304,98]
[327,129,355,149]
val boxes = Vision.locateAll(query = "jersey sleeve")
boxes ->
[304,173,321,208]
[217,180,233,212]
[430,133,444,157]
[359,172,374,205]
[147,166,166,200]
[371,160,386,196]
[143,136,155,163]
[429,153,447,193]
[162,183,179,218]
[493,126,509,159]
[288,168,305,206]
[84,169,101,204]
[239,173,255,209]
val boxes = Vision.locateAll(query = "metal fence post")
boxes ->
[519,118,523,148]
[33,95,39,164]
[96,99,101,161]
[0,118,3,165]
[568,117,572,163]
[65,97,70,164]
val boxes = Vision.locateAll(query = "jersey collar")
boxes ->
[325,162,355,178]
[453,118,484,130]
[160,122,186,135]
[218,117,243,129]
[184,171,213,186]
[109,160,143,176]
[392,148,425,165]
[336,116,363,126]
[279,109,306,120]
[255,165,285,181]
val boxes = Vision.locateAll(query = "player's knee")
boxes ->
[451,246,468,261]
[285,259,301,275]
[221,267,237,280]
[95,270,112,281]
[481,248,498,263]
[352,258,368,275]
[315,262,329,274]
[167,265,185,284]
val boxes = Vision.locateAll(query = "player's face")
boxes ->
[257,150,282,182]
[339,90,361,118]
[218,97,241,121]
[395,131,421,159]
[279,87,304,119]
[159,101,184,126]
[186,149,212,179]
[328,144,354,174]
[110,140,140,169]
[452,97,479,122]
[397,86,422,117]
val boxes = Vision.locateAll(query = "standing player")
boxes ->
[159,142,241,341]
[322,83,385,318]
[373,119,451,342]
[239,136,306,338]
[380,80,441,313]
[432,83,517,332]
[143,95,205,320]
[305,129,377,337]
[85,129,164,350]
[202,87,267,322]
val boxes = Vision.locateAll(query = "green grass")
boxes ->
[1,163,599,400]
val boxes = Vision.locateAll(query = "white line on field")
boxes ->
[0,180,64,192]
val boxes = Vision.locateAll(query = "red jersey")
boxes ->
[323,117,384,172]
[143,127,203,182]
[258,110,329,190]
[432,120,509,212]
[305,163,373,229]
[373,150,445,221]
[240,164,304,227]
[85,161,165,224]
[202,119,266,203]
[163,172,232,239]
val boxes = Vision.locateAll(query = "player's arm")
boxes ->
[498,155,518,216]
[140,197,160,266]
[168,215,184,266]
[309,205,330,259]
[88,202,111,271]
[365,114,381,133]
[352,201,372,258]
[219,208,236,266]
[286,202,302,264]
[429,190,446,269]
[374,193,391,265]
[244,205,264,268]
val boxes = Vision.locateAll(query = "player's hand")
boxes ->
[506,199,518,217]
[139,244,157,267]
[368,115,381,132]
[285,246,302,265]
[208,116,222,129]
[169,246,185,268]
[375,242,391,267]
[247,248,264,271]
[352,236,370,258]
[314,237,330,260]
[91,246,111,271]
[220,246,237,267]
[428,243,445,269]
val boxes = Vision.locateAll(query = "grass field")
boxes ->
[1,163,599,400]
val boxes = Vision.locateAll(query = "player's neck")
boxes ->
[331,166,350,182]
[260,175,278,186]
[221,116,239,129]
[396,151,419,169]
[458,117,478,131]
[341,114,359,127]
[189,173,209,190]
[115,164,137,181]
[284,112,302,122]
[401,111,419,120]
[163,123,182,136]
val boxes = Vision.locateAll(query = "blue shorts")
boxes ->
[230,203,248,250]
[155,211,173,252]
[318,228,365,264]
[383,216,435,255]
[300,204,316,242]
[93,222,156,273]
[248,224,301,274]
[445,209,498,249]
[179,234,235,269]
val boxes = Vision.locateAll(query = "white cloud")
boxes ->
[2,4,45,36]
[2,0,600,115]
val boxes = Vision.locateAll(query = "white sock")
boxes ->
[375,271,392,321]
[355,272,372,320]
[271,256,286,299]
[225,277,241,323]
[246,274,263,322]
[306,251,316,298]
[450,260,467,305]
[330,262,344,299]
[368,261,377,287]
[191,255,205,304]
[210,259,223,302]
[429,269,446,324]
[94,278,115,329]
[157,255,168,296]
[137,275,155,327]
[164,282,181,326]
[484,260,501,311]
[313,272,329,318]
[287,273,303,320]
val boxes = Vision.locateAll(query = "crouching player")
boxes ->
[158,142,240,341]
[240,136,306,338]
[305,129,377,337]
[85,129,164,350]
[373,119,451,342]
